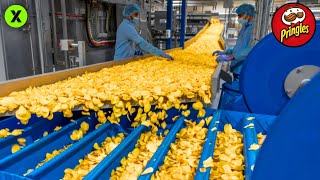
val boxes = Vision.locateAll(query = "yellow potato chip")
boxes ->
[80,122,89,132]
[205,116,213,126]
[160,122,167,129]
[54,126,62,131]
[203,156,214,167]
[141,167,154,175]
[11,129,23,136]
[200,167,207,172]
[172,116,179,121]
[43,131,48,137]
[11,144,21,153]
[182,110,190,117]
[17,138,26,146]
[249,144,260,150]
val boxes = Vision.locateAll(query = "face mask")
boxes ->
[238,18,248,26]
[131,17,139,24]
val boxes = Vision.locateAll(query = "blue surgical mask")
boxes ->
[238,18,248,26]
[132,17,139,24]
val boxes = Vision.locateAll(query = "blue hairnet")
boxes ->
[122,3,141,17]
[236,3,255,16]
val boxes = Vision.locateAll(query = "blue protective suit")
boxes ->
[226,20,254,74]
[114,19,163,61]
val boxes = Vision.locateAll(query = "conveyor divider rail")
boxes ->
[0,107,276,180]
[195,111,221,179]
[0,113,73,160]
[0,112,99,177]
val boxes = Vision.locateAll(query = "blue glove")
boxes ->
[212,50,226,56]
[160,53,174,60]
[216,55,232,62]
[134,50,144,56]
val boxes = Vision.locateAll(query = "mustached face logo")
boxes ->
[281,6,306,25]
[272,3,315,47]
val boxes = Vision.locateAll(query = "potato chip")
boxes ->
[251,164,255,171]
[244,123,254,128]
[0,129,11,138]
[54,126,62,131]
[160,122,167,129]
[203,156,214,167]
[11,129,23,136]
[23,169,34,176]
[182,110,190,117]
[141,167,154,175]
[200,168,207,172]
[247,117,255,121]
[11,144,21,153]
[249,144,260,150]
[205,116,213,126]
[257,133,266,146]
[43,131,48,137]
[18,138,26,146]
[80,121,89,133]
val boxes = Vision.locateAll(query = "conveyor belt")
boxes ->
[0,107,276,180]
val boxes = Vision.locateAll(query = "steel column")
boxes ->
[179,0,187,48]
[166,0,173,49]
[60,0,69,69]
[35,0,45,74]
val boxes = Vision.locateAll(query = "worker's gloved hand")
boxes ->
[134,50,144,56]
[216,55,232,62]
[160,53,174,60]
[212,50,226,56]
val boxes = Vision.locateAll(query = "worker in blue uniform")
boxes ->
[212,3,255,74]
[114,3,174,61]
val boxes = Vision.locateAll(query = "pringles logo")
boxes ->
[272,3,315,47]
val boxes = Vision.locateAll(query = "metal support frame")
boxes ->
[35,0,45,74]
[60,0,69,69]
[166,0,173,49]
[0,22,7,81]
[179,0,187,48]
[50,0,59,72]
[253,0,273,45]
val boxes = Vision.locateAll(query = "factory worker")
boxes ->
[114,3,174,61]
[212,3,255,74]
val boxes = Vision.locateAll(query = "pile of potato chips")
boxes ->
[110,131,164,179]
[152,120,208,180]
[210,124,244,180]
[0,20,224,128]
[63,133,125,180]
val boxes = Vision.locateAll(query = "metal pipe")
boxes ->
[60,0,69,69]
[166,0,173,49]
[28,25,36,76]
[0,16,8,81]
[180,0,187,48]
[50,0,59,69]
[35,0,45,74]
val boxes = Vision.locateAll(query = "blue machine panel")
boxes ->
[240,22,320,115]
